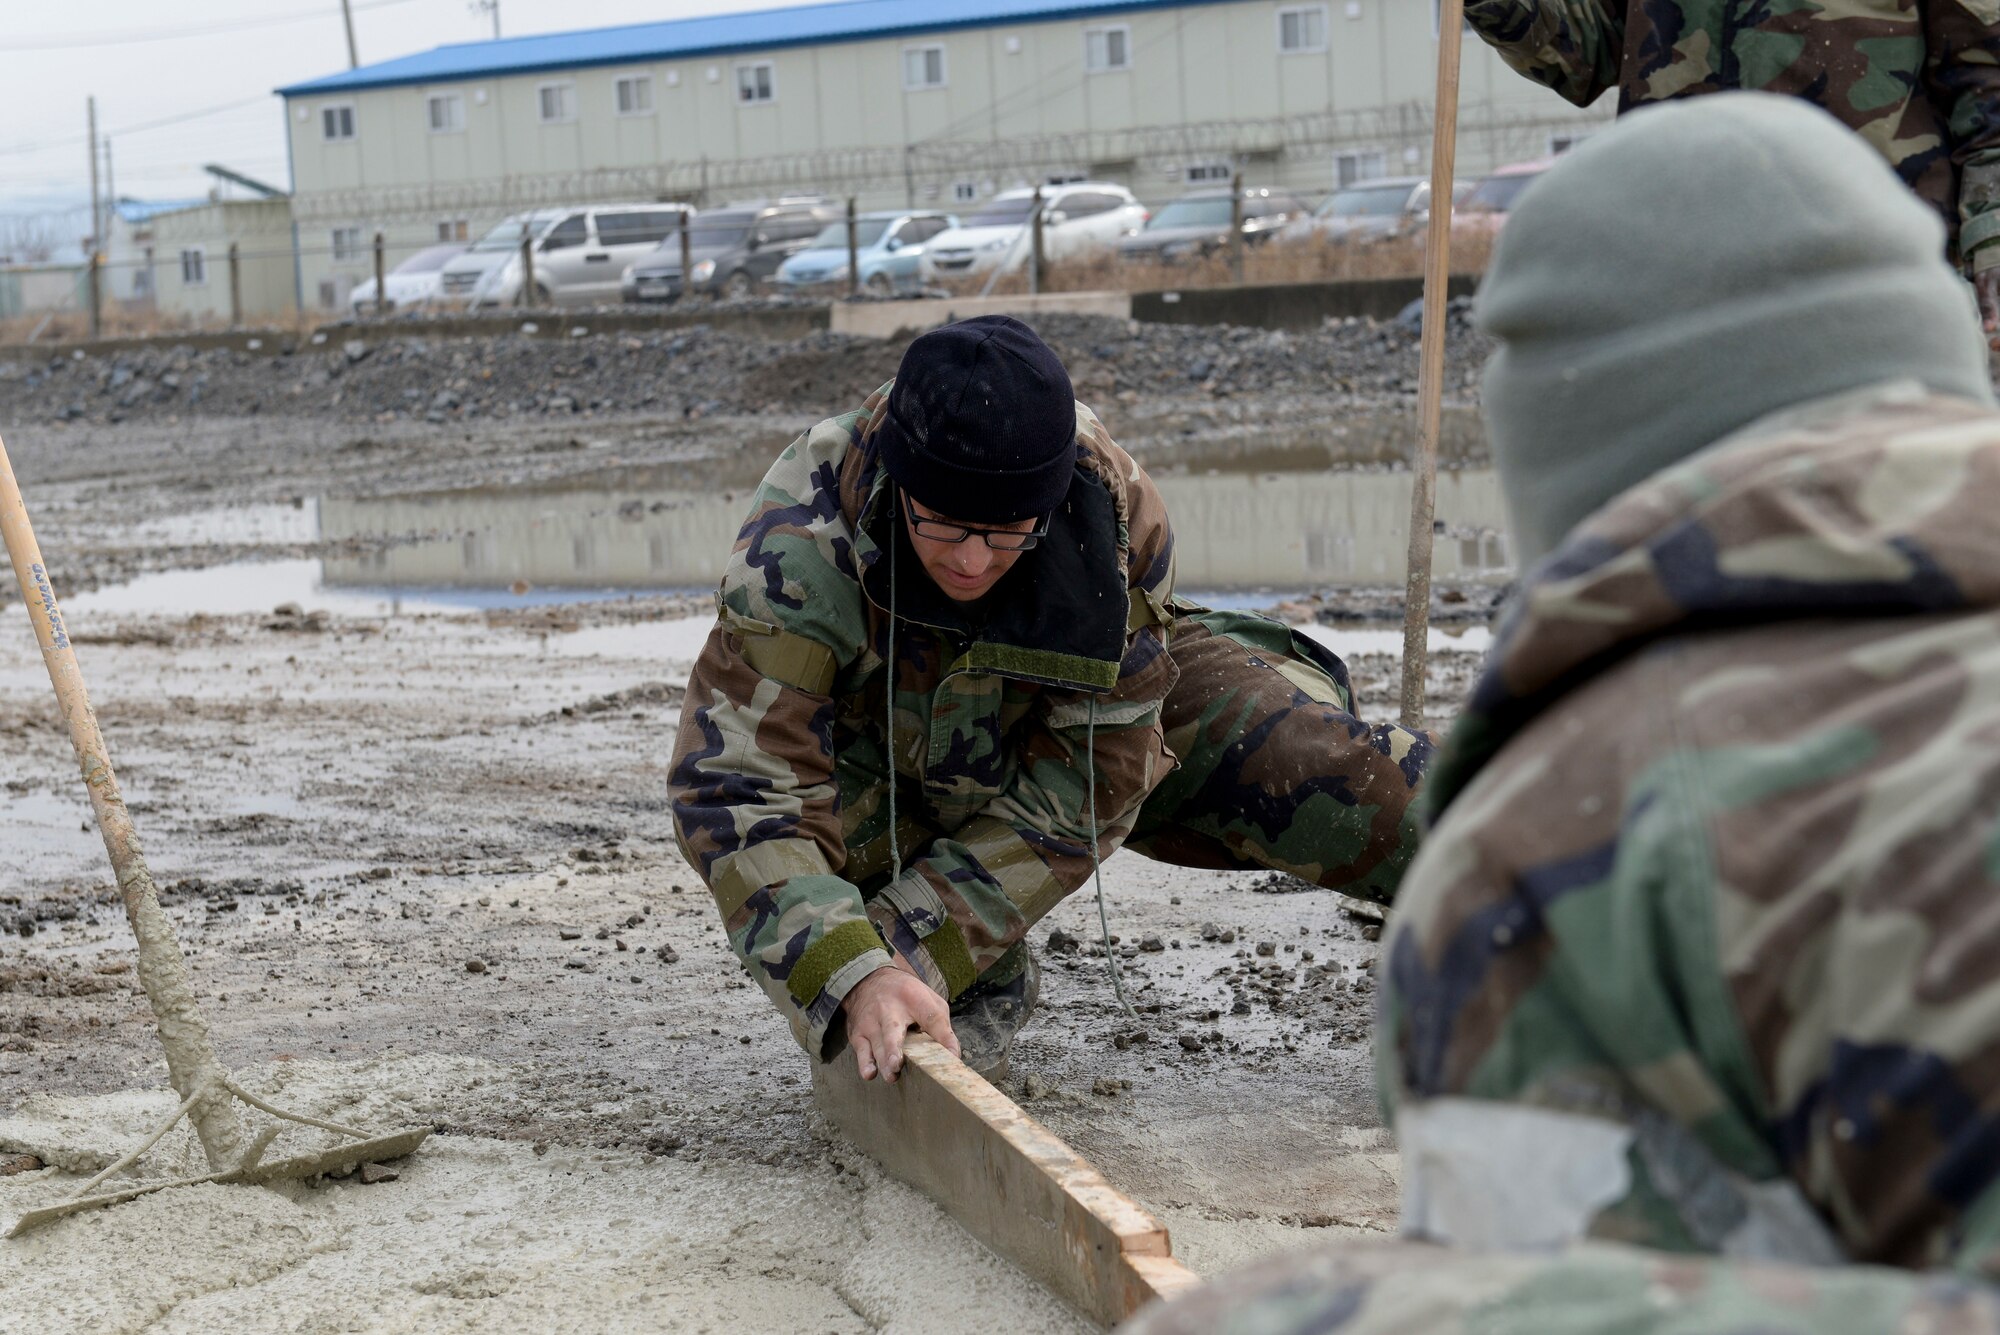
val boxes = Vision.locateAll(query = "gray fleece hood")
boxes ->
[1477,92,1995,567]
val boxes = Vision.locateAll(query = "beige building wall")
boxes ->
[152,200,298,325]
[283,0,1606,307]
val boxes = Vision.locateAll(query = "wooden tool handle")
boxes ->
[0,431,244,1167]
[1399,0,1468,731]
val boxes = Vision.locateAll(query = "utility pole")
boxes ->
[87,96,102,339]
[340,0,360,68]
[469,0,500,39]
[86,97,100,258]
[103,139,118,311]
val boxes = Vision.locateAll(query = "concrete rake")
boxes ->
[0,430,429,1238]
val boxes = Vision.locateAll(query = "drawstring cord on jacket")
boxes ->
[1087,696,1137,1018]
[881,503,1133,1018]
[886,528,902,885]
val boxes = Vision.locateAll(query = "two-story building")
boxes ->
[277,0,1606,309]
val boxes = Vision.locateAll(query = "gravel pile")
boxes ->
[0,303,1489,429]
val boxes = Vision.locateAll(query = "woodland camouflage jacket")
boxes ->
[670,382,1177,1057]
[1380,380,2000,1274]
[1464,0,2000,269]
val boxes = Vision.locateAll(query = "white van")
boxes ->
[919,184,1149,283]
[439,203,692,308]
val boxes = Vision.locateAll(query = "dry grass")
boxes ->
[0,305,321,349]
[940,230,1495,298]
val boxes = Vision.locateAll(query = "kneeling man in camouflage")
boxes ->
[670,315,1431,1080]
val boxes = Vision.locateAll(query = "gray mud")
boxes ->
[0,349,1485,1329]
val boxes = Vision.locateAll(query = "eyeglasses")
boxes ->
[903,493,1049,551]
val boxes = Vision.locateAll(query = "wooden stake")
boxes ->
[814,1037,1201,1326]
[1398,0,1467,731]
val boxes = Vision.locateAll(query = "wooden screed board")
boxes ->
[813,1036,1201,1326]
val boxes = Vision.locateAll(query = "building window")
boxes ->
[1084,26,1130,71]
[318,279,339,309]
[1186,162,1233,183]
[331,227,364,264]
[538,82,576,123]
[427,93,464,133]
[616,75,653,115]
[903,44,946,90]
[1335,149,1388,187]
[736,61,775,103]
[1279,5,1330,52]
[952,180,979,203]
[321,104,355,141]
[437,218,469,242]
[179,248,207,286]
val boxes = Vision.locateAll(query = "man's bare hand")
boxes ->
[1977,269,2000,345]
[842,954,959,1082]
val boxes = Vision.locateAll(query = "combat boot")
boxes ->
[949,943,1040,1081]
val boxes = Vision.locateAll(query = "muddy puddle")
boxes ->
[316,466,1509,594]
[18,455,1511,628]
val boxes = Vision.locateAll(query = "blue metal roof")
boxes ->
[277,0,1213,95]
[114,198,208,224]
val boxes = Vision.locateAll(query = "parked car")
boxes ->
[1452,161,1552,241]
[622,198,842,302]
[348,243,465,316]
[440,203,690,308]
[774,211,958,294]
[1282,176,1471,245]
[1117,187,1310,263]
[919,184,1149,283]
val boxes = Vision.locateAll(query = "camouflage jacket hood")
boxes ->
[1427,381,2000,822]
[671,381,1178,1056]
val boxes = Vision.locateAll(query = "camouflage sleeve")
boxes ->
[670,416,886,1058]
[1923,0,2000,269]
[1462,0,1625,107]
[869,448,1182,1000]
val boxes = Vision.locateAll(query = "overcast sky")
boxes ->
[1,0,786,224]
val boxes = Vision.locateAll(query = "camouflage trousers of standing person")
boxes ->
[1122,1237,2000,1335]
[833,605,1432,992]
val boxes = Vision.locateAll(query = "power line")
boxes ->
[11,0,420,51]
[0,95,275,160]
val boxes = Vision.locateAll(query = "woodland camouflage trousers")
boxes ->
[835,606,1433,991]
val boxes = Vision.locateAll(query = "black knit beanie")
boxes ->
[876,315,1078,524]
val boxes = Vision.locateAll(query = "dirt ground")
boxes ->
[0,357,1485,1332]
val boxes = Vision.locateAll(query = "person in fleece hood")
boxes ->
[1126,87,2000,1335]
